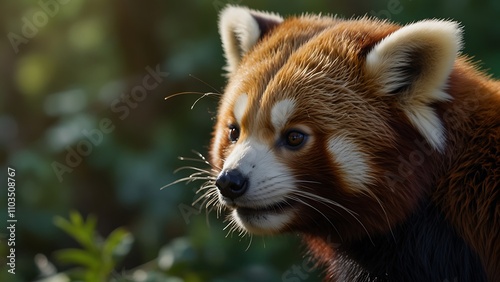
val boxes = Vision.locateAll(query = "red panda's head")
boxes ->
[209,6,462,240]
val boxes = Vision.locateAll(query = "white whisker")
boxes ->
[193,189,216,206]
[286,194,343,241]
[292,189,374,245]
[244,234,254,251]
[191,92,220,110]
[188,74,222,94]
[173,165,212,174]
[162,150,223,233]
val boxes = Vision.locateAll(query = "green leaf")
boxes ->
[55,248,100,269]
[69,210,84,227]
[54,211,98,252]
[103,228,134,262]
[84,214,98,237]
[53,212,135,281]
[54,216,81,242]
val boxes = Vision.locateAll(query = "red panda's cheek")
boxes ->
[325,136,375,193]
[284,135,373,200]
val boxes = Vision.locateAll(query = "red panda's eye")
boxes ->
[285,131,306,149]
[229,126,240,143]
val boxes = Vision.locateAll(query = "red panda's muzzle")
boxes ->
[215,169,248,200]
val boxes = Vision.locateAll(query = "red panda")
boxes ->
[205,5,499,281]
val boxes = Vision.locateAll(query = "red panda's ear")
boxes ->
[219,6,283,75]
[365,20,463,152]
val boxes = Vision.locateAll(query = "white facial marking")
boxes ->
[270,99,296,132]
[220,137,296,234]
[328,136,373,192]
[232,209,293,235]
[222,138,259,174]
[233,94,248,125]
[404,98,448,153]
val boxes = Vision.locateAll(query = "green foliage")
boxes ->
[47,212,306,282]
[52,211,133,282]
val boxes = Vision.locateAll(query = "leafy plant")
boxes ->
[53,211,134,282]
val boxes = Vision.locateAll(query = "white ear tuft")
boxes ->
[366,20,463,152]
[219,6,283,74]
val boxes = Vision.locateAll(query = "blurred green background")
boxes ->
[0,0,499,281]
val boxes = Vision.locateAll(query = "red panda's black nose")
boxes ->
[215,169,248,200]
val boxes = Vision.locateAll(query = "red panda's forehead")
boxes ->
[228,19,398,93]
[218,18,400,149]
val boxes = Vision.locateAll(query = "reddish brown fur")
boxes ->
[433,59,500,279]
[211,12,499,281]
